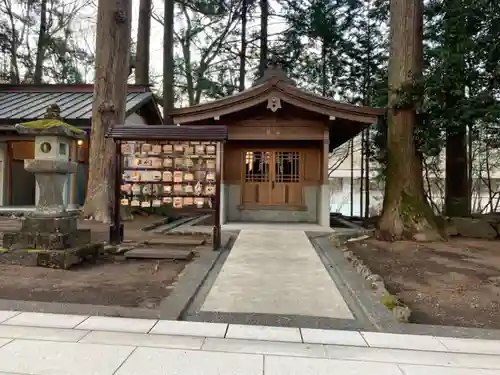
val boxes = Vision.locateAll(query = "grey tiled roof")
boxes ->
[0,91,152,121]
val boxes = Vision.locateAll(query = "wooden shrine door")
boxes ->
[271,150,302,207]
[242,150,303,208]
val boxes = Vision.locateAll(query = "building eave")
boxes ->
[170,77,385,125]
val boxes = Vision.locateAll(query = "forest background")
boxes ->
[1,0,500,233]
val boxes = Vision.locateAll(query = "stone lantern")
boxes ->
[0,105,100,268]
[17,105,85,216]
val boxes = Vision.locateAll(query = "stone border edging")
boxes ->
[332,233,412,323]
[140,217,170,231]
[389,320,500,340]
[152,216,198,233]
[330,215,366,230]
[0,237,232,321]
[0,299,160,319]
[326,230,500,340]
[312,235,399,331]
[159,235,233,320]
[183,233,372,330]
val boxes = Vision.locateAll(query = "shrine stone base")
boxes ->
[2,215,91,250]
[0,215,102,269]
[0,243,102,269]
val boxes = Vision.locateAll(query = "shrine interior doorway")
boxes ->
[222,140,322,223]
[242,149,303,209]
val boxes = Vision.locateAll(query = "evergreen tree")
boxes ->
[378,0,442,240]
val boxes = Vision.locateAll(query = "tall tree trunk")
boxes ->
[445,123,469,216]
[82,0,131,223]
[362,28,372,220]
[238,0,247,92]
[467,124,473,210]
[321,38,327,96]
[360,130,365,216]
[364,129,370,218]
[377,0,442,241]
[258,0,268,78]
[33,0,47,84]
[442,6,469,217]
[124,0,152,221]
[163,0,175,123]
[135,0,151,85]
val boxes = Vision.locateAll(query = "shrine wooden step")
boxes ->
[141,237,205,246]
[124,247,195,260]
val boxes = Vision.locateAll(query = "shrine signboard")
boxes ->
[106,125,227,250]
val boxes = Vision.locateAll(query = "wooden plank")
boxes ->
[124,247,194,260]
[143,237,205,246]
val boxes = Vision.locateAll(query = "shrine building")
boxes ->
[170,66,385,227]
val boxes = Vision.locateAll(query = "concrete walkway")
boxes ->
[0,311,499,374]
[200,229,353,319]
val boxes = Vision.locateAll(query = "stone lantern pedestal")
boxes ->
[1,113,101,268]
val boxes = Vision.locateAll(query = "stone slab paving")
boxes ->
[2,311,87,328]
[0,311,498,374]
[75,316,158,333]
[200,229,354,319]
[225,324,302,342]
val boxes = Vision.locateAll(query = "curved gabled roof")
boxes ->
[170,66,385,124]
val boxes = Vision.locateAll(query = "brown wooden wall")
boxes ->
[9,140,89,163]
[11,141,34,160]
[226,117,325,140]
[224,141,242,184]
[77,141,89,163]
[303,147,321,185]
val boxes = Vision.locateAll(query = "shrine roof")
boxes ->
[0,84,162,127]
[170,65,385,125]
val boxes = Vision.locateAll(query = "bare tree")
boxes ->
[154,1,242,105]
[239,0,248,91]
[33,0,48,83]
[0,0,93,83]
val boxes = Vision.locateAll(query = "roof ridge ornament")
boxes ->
[253,56,296,87]
[43,103,62,120]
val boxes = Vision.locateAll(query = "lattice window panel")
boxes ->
[244,151,270,182]
[275,151,300,183]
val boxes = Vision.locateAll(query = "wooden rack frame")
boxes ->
[106,125,228,251]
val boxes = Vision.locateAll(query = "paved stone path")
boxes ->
[0,310,499,374]
[200,229,354,319]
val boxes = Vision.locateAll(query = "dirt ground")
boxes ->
[349,238,500,329]
[0,259,187,308]
[0,214,190,309]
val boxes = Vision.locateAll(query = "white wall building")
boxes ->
[329,134,500,216]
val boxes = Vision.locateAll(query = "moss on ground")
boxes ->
[0,248,50,253]
[380,293,398,310]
